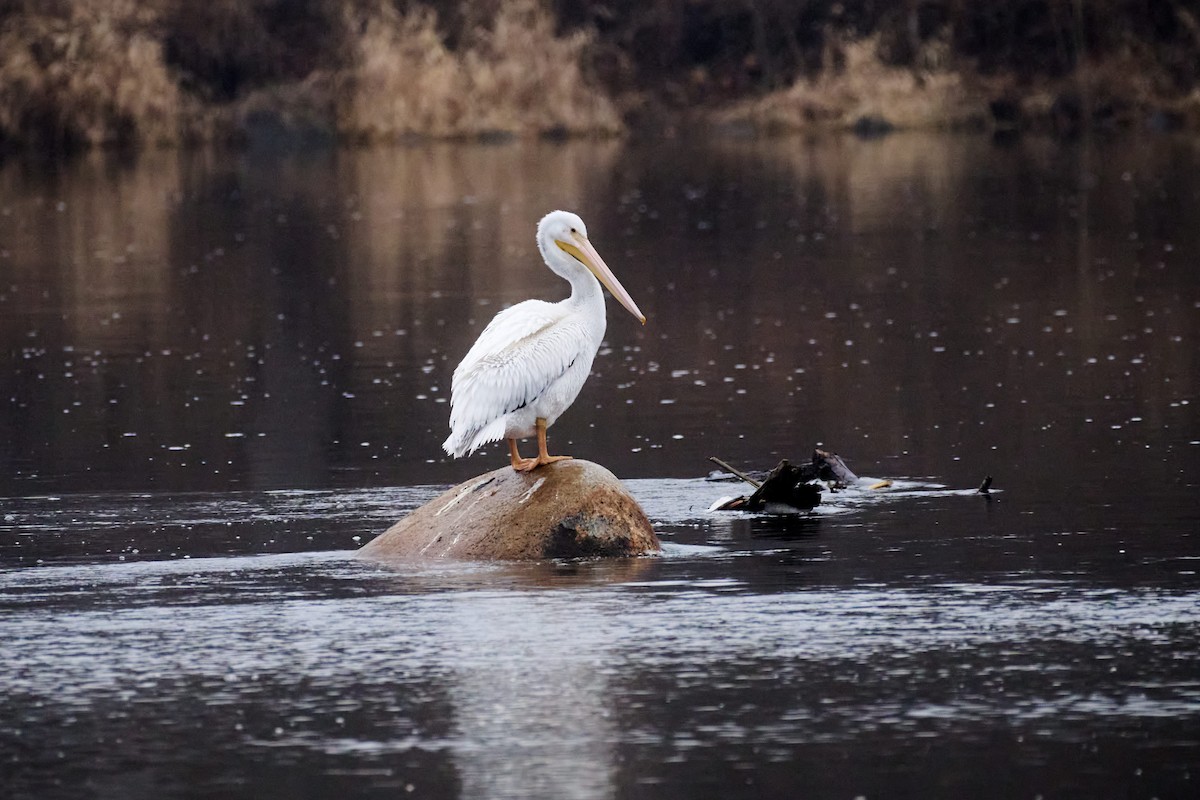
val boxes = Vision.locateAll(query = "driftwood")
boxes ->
[709,449,859,513]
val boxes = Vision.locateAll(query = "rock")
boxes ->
[355,459,659,562]
[989,97,1021,130]
[852,114,895,138]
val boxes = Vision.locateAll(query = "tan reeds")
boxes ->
[0,0,187,147]
[714,35,987,134]
[332,0,623,140]
[2,0,1195,147]
[0,0,621,148]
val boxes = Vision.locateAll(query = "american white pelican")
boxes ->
[442,210,645,472]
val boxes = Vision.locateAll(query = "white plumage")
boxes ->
[443,211,645,471]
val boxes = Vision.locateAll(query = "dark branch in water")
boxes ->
[708,456,761,489]
[710,449,859,513]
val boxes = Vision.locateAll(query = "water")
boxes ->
[2,133,1198,799]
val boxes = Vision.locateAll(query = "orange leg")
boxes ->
[508,438,538,472]
[534,417,572,467]
[509,418,572,472]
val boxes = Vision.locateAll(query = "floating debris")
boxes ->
[708,449,860,513]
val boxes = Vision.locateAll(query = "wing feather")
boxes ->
[444,300,592,455]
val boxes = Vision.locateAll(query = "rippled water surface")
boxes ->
[2,133,1198,799]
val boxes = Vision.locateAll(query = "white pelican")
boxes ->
[442,210,645,472]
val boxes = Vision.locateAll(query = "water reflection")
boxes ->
[0,141,630,493]
[2,545,1197,799]
[444,594,616,800]
[3,134,1197,500]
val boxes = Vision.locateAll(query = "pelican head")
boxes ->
[537,210,645,324]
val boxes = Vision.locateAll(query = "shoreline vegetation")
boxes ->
[1,0,1198,150]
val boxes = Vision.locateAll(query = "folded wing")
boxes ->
[443,300,591,456]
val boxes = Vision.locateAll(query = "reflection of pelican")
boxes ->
[443,211,645,472]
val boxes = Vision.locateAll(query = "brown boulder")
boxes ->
[355,459,659,561]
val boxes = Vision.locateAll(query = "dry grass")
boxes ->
[0,0,191,147]
[330,0,622,140]
[1,0,1196,148]
[1012,52,1200,131]
[713,35,988,134]
[0,0,621,148]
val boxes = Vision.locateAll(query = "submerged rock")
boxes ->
[356,460,659,562]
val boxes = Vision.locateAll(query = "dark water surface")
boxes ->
[2,133,1198,799]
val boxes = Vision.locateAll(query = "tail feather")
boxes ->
[443,417,508,458]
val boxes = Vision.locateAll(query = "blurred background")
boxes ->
[2,0,1200,148]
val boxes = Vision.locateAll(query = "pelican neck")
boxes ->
[540,239,604,309]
